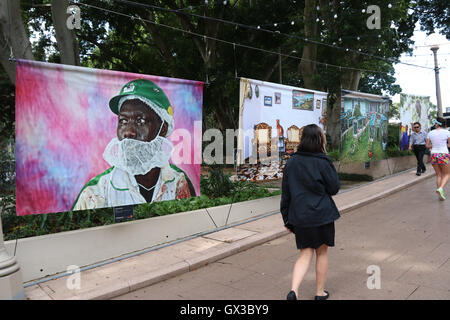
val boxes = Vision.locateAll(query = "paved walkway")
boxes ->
[115,173,450,300]
[25,165,450,300]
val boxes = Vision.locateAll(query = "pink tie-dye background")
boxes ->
[15,60,203,216]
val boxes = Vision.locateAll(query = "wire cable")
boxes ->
[77,2,397,76]
[101,0,433,70]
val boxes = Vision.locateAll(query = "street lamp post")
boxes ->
[0,208,24,300]
[430,45,443,117]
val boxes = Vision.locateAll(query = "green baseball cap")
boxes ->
[109,79,173,117]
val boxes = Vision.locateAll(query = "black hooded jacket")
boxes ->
[280,151,341,229]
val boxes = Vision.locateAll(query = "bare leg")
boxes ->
[315,244,329,296]
[432,164,442,189]
[439,164,450,189]
[291,248,314,297]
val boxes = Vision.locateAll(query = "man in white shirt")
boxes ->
[408,122,428,176]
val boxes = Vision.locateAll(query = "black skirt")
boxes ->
[293,222,335,249]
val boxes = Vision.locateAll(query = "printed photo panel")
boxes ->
[339,90,390,163]
[15,60,203,215]
[237,78,327,181]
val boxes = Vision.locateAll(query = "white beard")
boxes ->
[103,136,173,176]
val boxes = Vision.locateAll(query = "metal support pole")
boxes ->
[430,46,443,117]
[278,47,282,84]
[0,208,24,300]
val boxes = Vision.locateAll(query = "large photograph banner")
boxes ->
[15,60,203,216]
[340,90,389,164]
[237,78,327,180]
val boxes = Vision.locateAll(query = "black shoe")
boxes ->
[315,291,330,300]
[416,172,421,176]
[422,168,426,173]
[286,290,297,300]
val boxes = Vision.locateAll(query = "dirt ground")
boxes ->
[201,166,368,191]
[250,178,367,190]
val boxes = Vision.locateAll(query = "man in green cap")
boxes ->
[72,79,195,211]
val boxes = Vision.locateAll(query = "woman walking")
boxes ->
[426,117,450,200]
[281,124,340,300]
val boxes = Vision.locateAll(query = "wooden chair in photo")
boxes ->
[253,122,272,163]
[285,125,301,153]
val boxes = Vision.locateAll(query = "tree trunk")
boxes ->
[0,0,34,85]
[138,11,179,76]
[164,0,221,71]
[312,0,340,147]
[327,69,361,150]
[327,89,342,150]
[213,99,229,132]
[341,70,361,91]
[299,0,318,90]
[264,53,291,81]
[50,0,80,66]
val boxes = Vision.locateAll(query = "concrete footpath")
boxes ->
[24,165,447,300]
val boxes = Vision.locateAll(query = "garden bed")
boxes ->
[1,169,280,241]
[3,193,282,283]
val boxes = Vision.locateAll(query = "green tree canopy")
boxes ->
[0,0,443,146]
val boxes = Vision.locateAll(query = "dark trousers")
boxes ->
[413,145,426,172]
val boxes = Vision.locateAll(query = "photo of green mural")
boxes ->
[340,91,390,164]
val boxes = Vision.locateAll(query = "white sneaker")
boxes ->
[436,188,446,201]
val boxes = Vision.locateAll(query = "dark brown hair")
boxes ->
[297,124,326,153]
[436,117,447,128]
